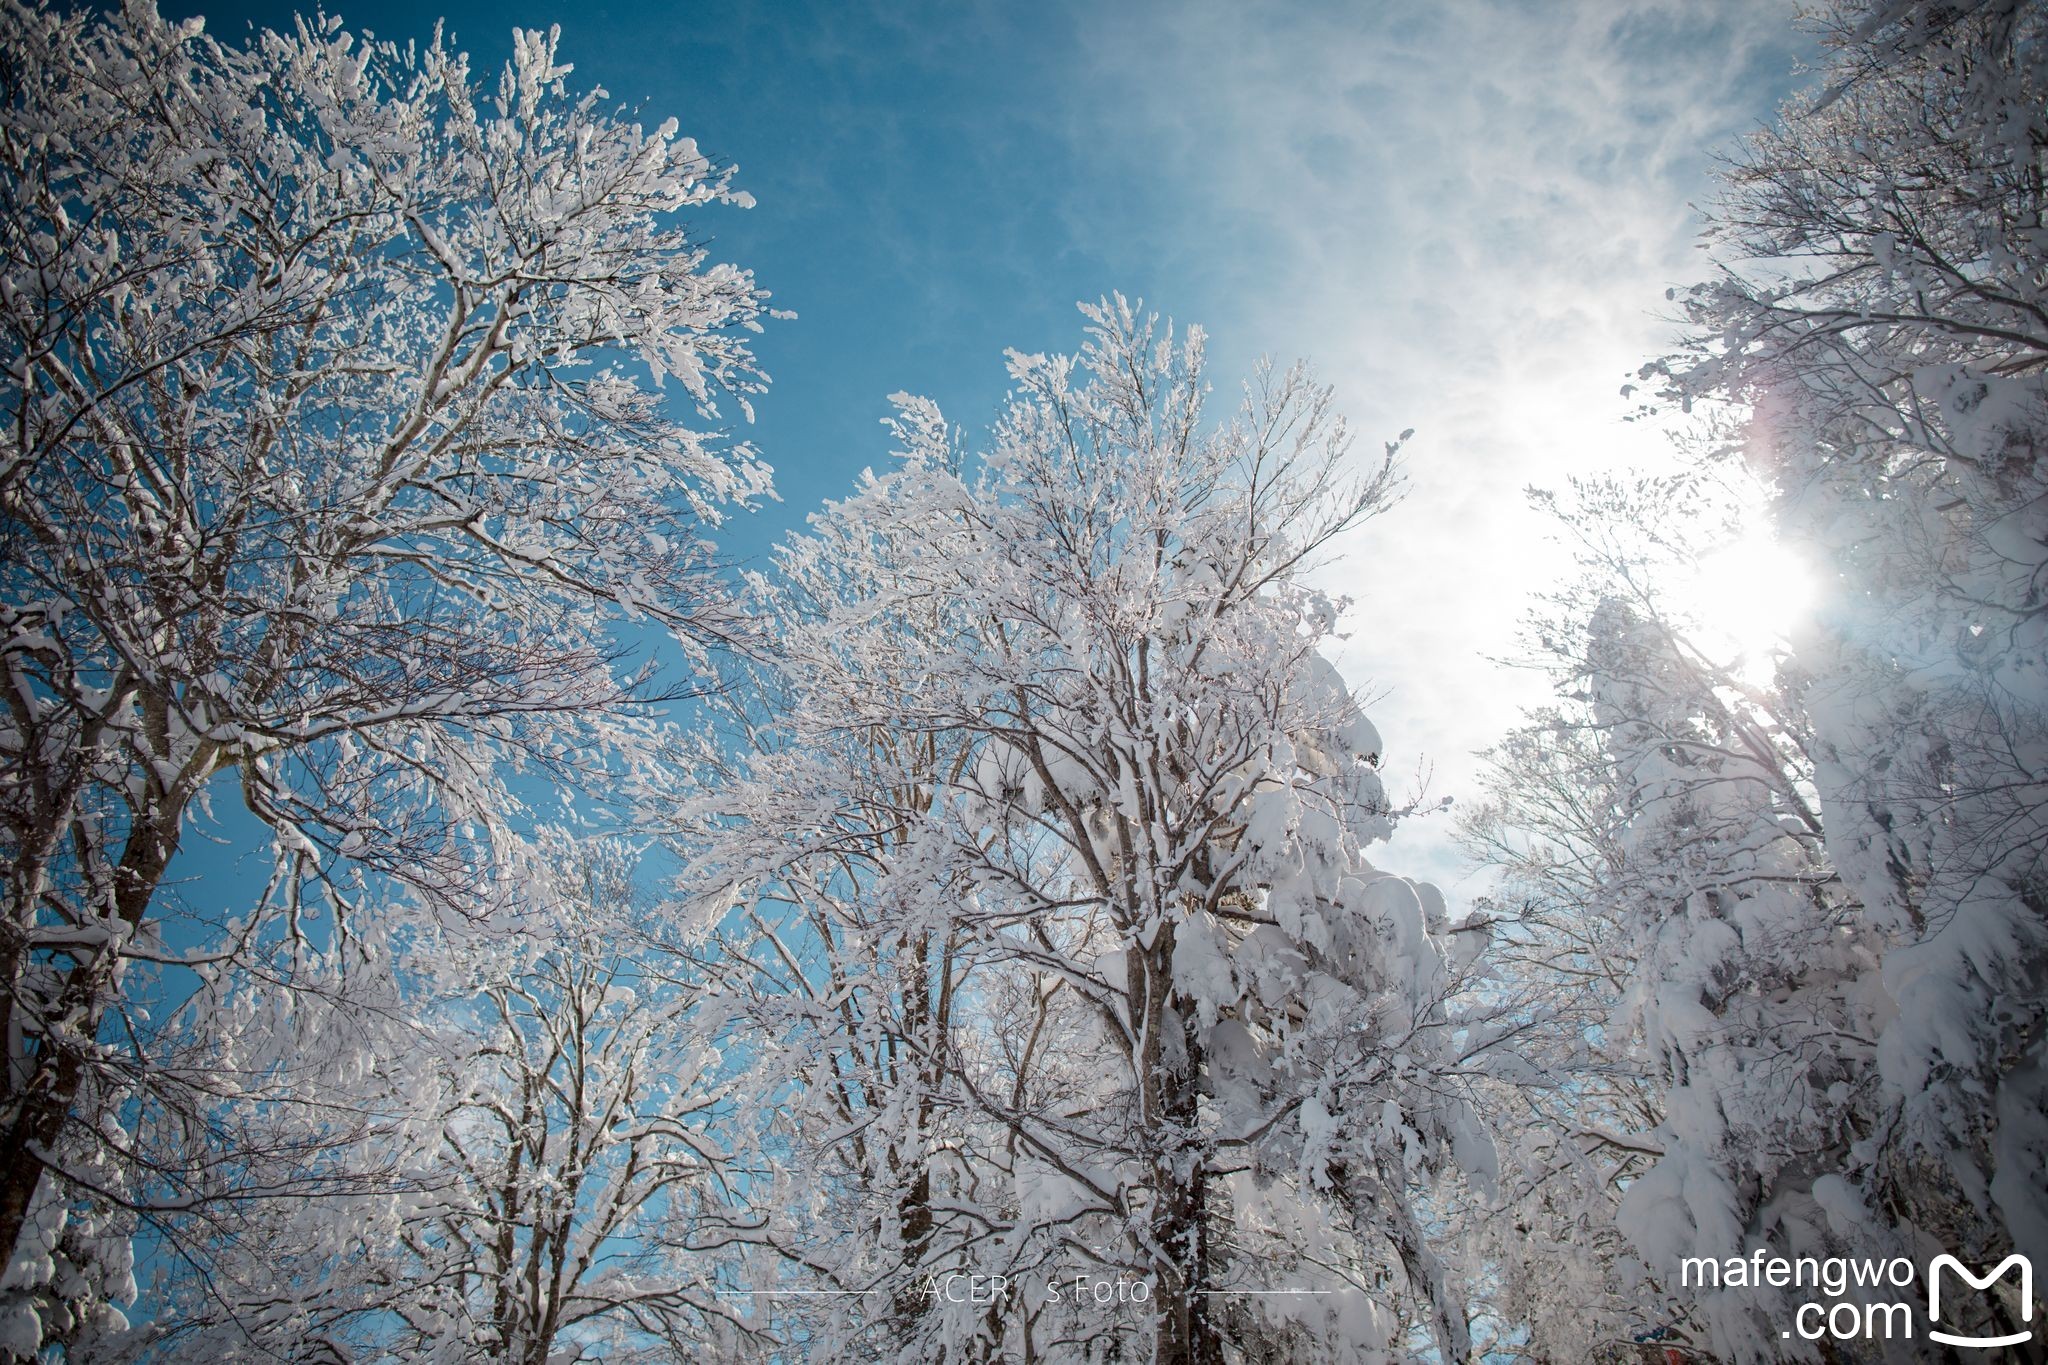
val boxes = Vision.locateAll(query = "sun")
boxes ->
[1678,529,1818,684]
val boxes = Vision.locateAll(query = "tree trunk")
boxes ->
[0,797,183,1272]
[1140,937,1222,1365]
[1149,1134,1221,1365]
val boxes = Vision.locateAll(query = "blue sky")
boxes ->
[174,0,1816,883]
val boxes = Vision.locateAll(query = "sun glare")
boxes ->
[1680,530,1818,683]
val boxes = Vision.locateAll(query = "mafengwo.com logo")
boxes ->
[1929,1256,2034,1351]
[1679,1250,2037,1351]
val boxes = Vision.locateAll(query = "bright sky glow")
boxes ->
[1682,530,1820,686]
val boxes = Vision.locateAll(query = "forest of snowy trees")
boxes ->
[0,0,2042,1361]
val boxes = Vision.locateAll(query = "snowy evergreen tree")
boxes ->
[1645,0,2048,1291]
[1467,473,1892,1362]
[1475,3,2048,1353]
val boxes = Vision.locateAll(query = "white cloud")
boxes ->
[1052,0,1813,880]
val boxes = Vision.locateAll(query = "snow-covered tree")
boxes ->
[656,418,973,1353]
[0,3,772,1352]
[1642,0,2048,1290]
[1469,4,2048,1354]
[1464,472,1895,1361]
[1458,700,1684,1363]
[677,300,1500,1363]
[139,841,766,1364]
